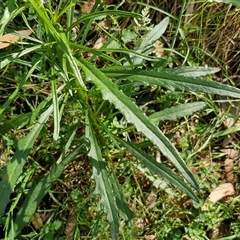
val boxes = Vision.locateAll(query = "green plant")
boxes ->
[0,0,240,239]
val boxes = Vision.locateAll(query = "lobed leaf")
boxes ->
[165,66,221,77]
[102,69,240,99]
[78,58,199,192]
[114,136,199,202]
[149,102,206,125]
[109,173,133,224]
[86,113,119,240]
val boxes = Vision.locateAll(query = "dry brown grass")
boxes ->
[191,3,240,77]
[136,1,240,77]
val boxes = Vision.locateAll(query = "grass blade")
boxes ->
[79,58,199,191]
[0,59,40,115]
[29,0,88,106]
[51,78,60,141]
[12,142,85,236]
[0,2,26,36]
[66,10,142,33]
[0,113,32,136]
[0,45,44,69]
[0,103,53,219]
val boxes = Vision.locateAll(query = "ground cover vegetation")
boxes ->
[0,0,239,239]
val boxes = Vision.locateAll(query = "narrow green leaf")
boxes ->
[103,48,161,62]
[149,102,206,125]
[0,2,26,36]
[0,103,53,219]
[114,136,199,202]
[86,113,119,240]
[12,142,85,236]
[110,173,133,224]
[72,44,159,63]
[29,0,87,101]
[0,113,31,136]
[138,2,177,20]
[102,69,240,99]
[51,78,60,141]
[0,1,16,35]
[0,76,25,115]
[165,66,221,77]
[140,17,169,49]
[56,3,76,24]
[78,58,199,191]
[0,45,44,69]
[30,84,66,124]
[213,125,240,139]
[66,10,142,33]
[0,59,40,115]
[130,17,169,65]
[134,163,177,196]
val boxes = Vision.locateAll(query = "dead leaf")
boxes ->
[0,30,32,49]
[208,183,234,203]
[82,0,95,13]
[225,158,234,183]
[222,135,233,147]
[31,212,44,230]
[144,234,156,240]
[93,36,105,49]
[184,1,195,24]
[221,148,239,159]
[219,99,240,129]
[65,211,76,238]
[146,192,157,210]
[189,166,200,174]
[153,40,165,57]
[136,218,146,230]
[209,228,220,240]
[202,157,212,168]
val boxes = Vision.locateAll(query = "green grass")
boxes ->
[0,0,240,239]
